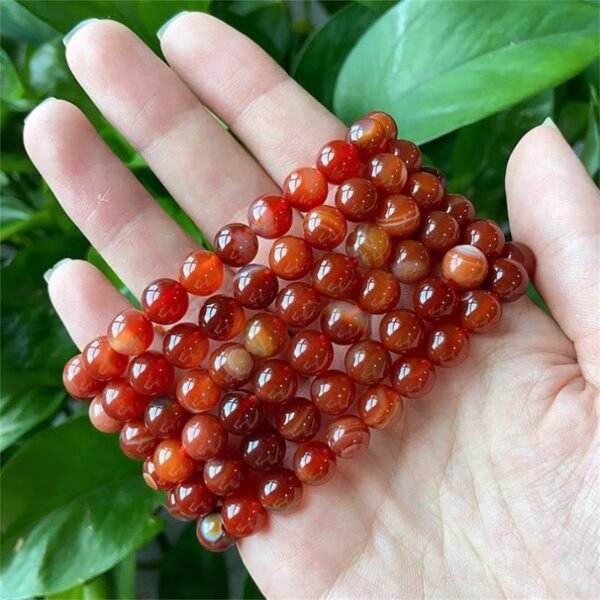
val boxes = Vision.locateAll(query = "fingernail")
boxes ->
[63,18,98,47]
[542,116,558,129]
[157,11,189,40]
[44,258,73,284]
[24,97,57,123]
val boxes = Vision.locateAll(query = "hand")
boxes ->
[23,14,599,599]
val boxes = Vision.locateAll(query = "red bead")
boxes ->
[163,323,209,368]
[335,178,379,222]
[283,167,328,211]
[198,295,245,341]
[420,211,460,254]
[487,258,528,302]
[269,236,313,280]
[365,111,398,139]
[413,277,457,320]
[379,309,425,353]
[316,140,360,183]
[389,139,421,174]
[119,421,157,460]
[463,219,505,258]
[390,355,436,398]
[233,264,279,309]
[312,253,359,300]
[197,512,237,552]
[258,468,303,512]
[303,205,347,250]
[141,278,189,325]
[368,153,407,194]
[504,241,536,278]
[357,269,400,314]
[208,343,255,389]
[293,441,336,486]
[248,194,292,239]
[63,355,104,400]
[442,244,489,289]
[311,370,355,415]
[287,330,333,375]
[179,250,224,296]
[173,475,217,519]
[358,385,403,429]
[177,368,222,413]
[213,223,258,267]
[345,224,392,269]
[144,396,189,438]
[253,359,298,404]
[102,379,148,421]
[457,289,503,333]
[427,324,470,367]
[376,194,421,238]
[445,193,475,226]
[421,166,447,194]
[344,340,390,385]
[82,336,128,381]
[347,116,388,156]
[222,493,266,537]
[204,455,246,496]
[326,416,370,459]
[152,438,197,483]
[275,282,322,328]
[405,171,444,212]
[243,313,289,359]
[321,300,370,345]
[88,395,122,433]
[142,456,171,490]
[218,391,263,435]
[390,239,432,283]
[181,414,228,461]
[241,429,286,471]
[107,309,154,356]
[128,351,174,396]
[276,397,321,443]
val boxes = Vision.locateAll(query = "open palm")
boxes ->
[24,14,599,599]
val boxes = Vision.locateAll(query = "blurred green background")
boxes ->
[1,0,598,598]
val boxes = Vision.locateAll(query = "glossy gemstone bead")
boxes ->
[144,396,189,439]
[177,368,222,413]
[276,397,321,443]
[204,455,246,496]
[179,250,224,296]
[198,295,245,341]
[152,438,197,483]
[63,355,104,399]
[312,253,359,300]
[463,219,506,258]
[413,277,457,320]
[358,385,403,429]
[421,166,447,195]
[287,330,334,375]
[218,391,263,435]
[102,379,148,421]
[366,110,398,139]
[269,236,313,280]
[82,336,128,381]
[173,475,217,518]
[316,140,360,183]
[275,282,322,328]
[243,313,289,358]
[213,223,258,267]
[247,194,292,239]
[344,340,390,385]
[390,240,432,283]
[389,139,422,174]
[107,309,154,356]
[253,359,298,404]
[321,301,370,345]
[345,223,392,269]
[487,258,529,302]
[241,429,286,471]
[222,493,266,537]
[283,167,329,211]
[379,309,425,353]
[293,441,336,486]
[182,414,228,461]
[420,211,460,254]
[303,205,347,250]
[376,195,421,238]
[142,456,171,491]
[390,354,436,398]
[141,278,189,325]
[346,116,388,156]
[88,395,122,433]
[326,416,370,459]
[368,153,407,194]
[163,323,209,369]
[503,241,536,278]
[119,421,157,460]
[167,488,194,521]
[232,264,279,309]
[442,244,489,289]
[405,171,444,212]
[258,468,303,512]
[357,269,400,314]
[311,370,355,415]
[427,323,470,367]
[335,178,379,222]
[128,351,174,396]
[197,512,238,552]
[445,193,475,226]
[457,289,503,332]
[208,343,255,389]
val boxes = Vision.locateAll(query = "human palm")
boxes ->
[24,13,599,599]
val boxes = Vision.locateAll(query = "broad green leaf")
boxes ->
[580,94,599,177]
[48,576,110,600]
[0,195,34,225]
[0,47,32,110]
[355,0,397,13]
[0,0,58,44]
[109,552,137,600]
[335,0,600,143]
[0,416,163,599]
[243,575,264,599]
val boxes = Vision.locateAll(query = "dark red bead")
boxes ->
[389,139,422,174]
[405,171,444,212]
[198,295,245,341]
[253,359,298,404]
[283,167,328,211]
[144,396,189,439]
[128,351,174,396]
[181,414,228,461]
[487,258,529,302]
[368,153,407,194]
[344,340,390,385]
[275,282,322,328]
[232,264,279,309]
[241,429,286,471]
[222,493,266,537]
[276,397,321,443]
[258,468,303,512]
[141,278,189,325]
[287,330,334,376]
[203,455,246,496]
[218,391,263,435]
[413,277,457,320]
[163,323,209,368]
[102,379,148,421]
[426,324,470,367]
[312,253,359,300]
[347,116,388,156]
[320,300,370,345]
[335,178,379,222]
[63,355,104,400]
[504,241,536,278]
[82,336,128,381]
[463,219,505,258]
[293,441,336,486]
[316,140,361,183]
[213,223,258,267]
[119,421,157,460]
[390,354,436,398]
[173,475,217,518]
[311,370,355,415]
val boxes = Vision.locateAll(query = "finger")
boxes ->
[64,19,279,237]
[506,121,600,387]
[24,99,198,295]
[159,12,346,184]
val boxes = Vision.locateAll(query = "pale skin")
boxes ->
[23,13,599,599]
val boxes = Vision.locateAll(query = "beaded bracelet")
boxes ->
[62,111,535,552]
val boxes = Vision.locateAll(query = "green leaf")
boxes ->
[48,576,111,600]
[243,575,264,599]
[0,0,58,44]
[580,93,599,177]
[0,47,32,110]
[292,3,378,109]
[0,416,163,599]
[335,0,600,143]
[158,523,229,599]
[557,100,589,143]
[109,552,137,600]
[354,0,397,13]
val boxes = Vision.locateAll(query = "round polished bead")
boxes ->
[390,240,432,283]
[293,441,336,486]
[376,194,421,238]
[89,395,122,433]
[504,241,536,278]
[241,429,286,471]
[389,139,421,174]
[316,140,360,183]
[141,278,189,325]
[347,116,388,156]
[203,455,246,496]
[357,269,400,314]
[390,354,436,398]
[405,171,444,212]
[128,351,174,396]
[243,313,289,358]
[232,264,279,310]
[179,250,224,296]
[102,379,148,421]
[287,330,334,375]
[457,289,503,333]
[167,487,194,521]
[218,391,263,435]
[107,309,154,356]
[368,153,407,194]
[420,211,460,254]
[119,421,157,460]
[365,110,398,139]
[335,178,379,222]
[312,253,359,300]
[326,416,370,459]
[213,223,258,267]
[82,336,128,381]
[177,368,222,413]
[421,166,447,194]
[222,493,266,537]
[198,295,245,341]
[311,370,355,415]
[247,194,292,239]
[152,439,197,483]
[144,396,189,439]
[427,324,470,367]
[445,193,475,226]
[487,258,529,302]
[269,236,313,280]
[275,282,322,328]
[173,475,217,519]
[345,223,392,269]
[303,205,347,250]
[321,301,370,345]
[208,343,255,389]
[258,468,303,512]
[379,309,425,354]
[358,385,403,429]
[283,167,328,211]
[344,340,390,385]
[253,359,298,404]
[142,456,171,491]
[413,277,457,320]
[197,512,237,552]
[163,323,209,369]
[276,397,321,443]
[442,244,489,289]
[463,219,506,258]
[63,355,104,400]
[182,414,228,461]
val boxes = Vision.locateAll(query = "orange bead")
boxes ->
[358,385,403,429]
[368,153,407,194]
[463,219,505,258]
[163,323,209,368]
[198,295,245,341]
[389,139,421,174]
[275,282,322,328]
[152,439,197,483]
[311,370,355,415]
[181,414,228,460]
[82,336,128,381]
[222,493,266,537]
[357,269,400,314]
[442,244,489,289]
[344,340,390,385]
[293,441,336,485]
[107,309,154,356]
[321,300,370,345]
[208,343,255,389]
[269,236,313,280]
[335,178,379,222]
[376,194,421,238]
[487,258,529,302]
[379,309,425,354]
[345,223,392,269]
[312,253,359,300]
[179,250,224,296]
[390,354,436,398]
[88,394,122,433]
[63,355,105,400]
[347,116,388,156]
[326,415,370,459]
[283,167,329,211]
[405,171,444,212]
[243,313,289,358]
[287,330,333,375]
[390,240,431,283]
[303,205,347,250]
[426,324,469,367]
[457,289,503,333]
[253,359,298,404]
[247,194,292,239]
[316,140,361,183]
[102,379,148,421]
[420,211,460,254]
[445,193,475,226]
[258,468,303,512]
[365,111,398,140]
[503,241,536,278]
[177,368,222,413]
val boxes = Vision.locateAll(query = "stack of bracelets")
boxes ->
[62,111,536,553]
